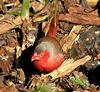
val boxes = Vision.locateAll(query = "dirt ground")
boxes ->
[0,0,100,92]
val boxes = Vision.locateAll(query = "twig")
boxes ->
[62,25,82,52]
[0,16,22,34]
[59,12,100,26]
[45,55,91,79]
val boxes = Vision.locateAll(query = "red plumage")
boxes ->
[31,37,64,73]
[31,16,64,73]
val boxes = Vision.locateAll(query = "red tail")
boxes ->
[48,15,59,38]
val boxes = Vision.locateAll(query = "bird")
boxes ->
[31,16,64,73]
[31,36,64,73]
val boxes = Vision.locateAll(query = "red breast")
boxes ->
[32,36,64,73]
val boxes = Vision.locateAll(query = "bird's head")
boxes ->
[31,50,50,62]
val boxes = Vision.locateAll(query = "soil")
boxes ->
[0,0,100,92]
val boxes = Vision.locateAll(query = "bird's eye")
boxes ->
[39,52,44,57]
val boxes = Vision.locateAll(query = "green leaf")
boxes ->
[21,0,30,20]
[35,84,51,92]
[45,0,49,6]
[9,11,21,16]
[70,77,88,88]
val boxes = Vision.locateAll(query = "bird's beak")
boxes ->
[31,52,40,62]
[31,56,40,62]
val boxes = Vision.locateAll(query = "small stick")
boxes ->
[0,16,22,34]
[59,13,100,26]
[45,55,91,79]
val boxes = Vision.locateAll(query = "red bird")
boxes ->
[31,16,64,73]
[31,36,64,73]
